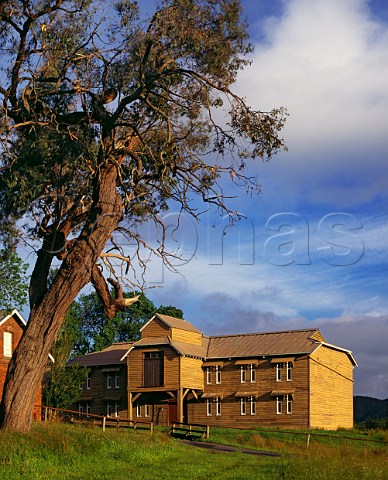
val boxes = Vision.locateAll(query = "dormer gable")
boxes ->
[141,313,203,346]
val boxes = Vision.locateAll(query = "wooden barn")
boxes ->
[71,313,357,430]
[0,309,42,421]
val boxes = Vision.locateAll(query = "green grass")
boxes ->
[0,422,386,480]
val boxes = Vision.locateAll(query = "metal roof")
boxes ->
[67,342,134,367]
[205,329,322,359]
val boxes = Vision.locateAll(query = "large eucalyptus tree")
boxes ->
[0,0,287,431]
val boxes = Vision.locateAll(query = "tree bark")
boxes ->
[0,161,122,432]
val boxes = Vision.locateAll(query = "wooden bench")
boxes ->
[170,422,209,440]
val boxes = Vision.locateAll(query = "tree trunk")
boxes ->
[0,162,122,432]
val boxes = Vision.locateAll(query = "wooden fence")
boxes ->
[41,406,153,433]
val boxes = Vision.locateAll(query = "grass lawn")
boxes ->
[0,423,386,480]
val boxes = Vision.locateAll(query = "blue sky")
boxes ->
[143,0,388,399]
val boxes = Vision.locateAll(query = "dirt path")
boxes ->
[179,440,281,457]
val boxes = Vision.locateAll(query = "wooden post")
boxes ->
[44,407,48,422]
[177,388,183,423]
[306,433,311,449]
[205,425,210,439]
[150,422,154,434]
[102,416,106,432]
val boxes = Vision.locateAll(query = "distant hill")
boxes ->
[354,396,388,423]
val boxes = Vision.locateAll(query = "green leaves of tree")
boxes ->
[0,250,29,312]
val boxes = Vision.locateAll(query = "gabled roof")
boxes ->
[205,329,324,359]
[0,309,27,327]
[67,342,134,367]
[121,336,207,360]
[141,313,202,335]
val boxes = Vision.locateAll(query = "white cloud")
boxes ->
[234,0,388,207]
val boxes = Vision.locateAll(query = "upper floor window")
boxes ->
[86,373,92,390]
[3,331,12,357]
[107,373,112,389]
[250,364,256,383]
[286,362,293,381]
[240,365,247,383]
[206,367,212,384]
[275,363,282,382]
[215,366,221,384]
[115,373,120,388]
[144,351,164,387]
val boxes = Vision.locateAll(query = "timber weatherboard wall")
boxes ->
[309,344,354,429]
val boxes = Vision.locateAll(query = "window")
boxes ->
[3,331,12,357]
[78,403,84,415]
[275,363,282,382]
[240,365,247,383]
[145,404,151,417]
[136,403,141,417]
[250,397,256,415]
[86,402,91,416]
[276,396,282,414]
[144,351,164,387]
[240,397,247,415]
[206,399,212,416]
[250,364,256,383]
[107,373,112,389]
[286,395,293,414]
[86,373,91,390]
[114,402,119,418]
[115,373,120,388]
[206,367,212,385]
[107,402,112,417]
[286,362,293,381]
[215,397,221,416]
[215,366,221,384]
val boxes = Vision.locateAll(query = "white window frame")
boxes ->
[276,396,282,414]
[86,373,91,390]
[136,403,141,418]
[215,397,221,416]
[107,373,112,389]
[250,364,256,383]
[250,397,256,415]
[206,399,212,416]
[114,402,119,418]
[78,403,84,415]
[286,395,293,414]
[3,331,12,357]
[145,404,151,417]
[86,402,91,417]
[206,367,212,385]
[107,402,112,417]
[215,365,221,384]
[276,363,282,382]
[240,365,247,383]
[115,373,120,388]
[240,397,247,415]
[286,362,293,381]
